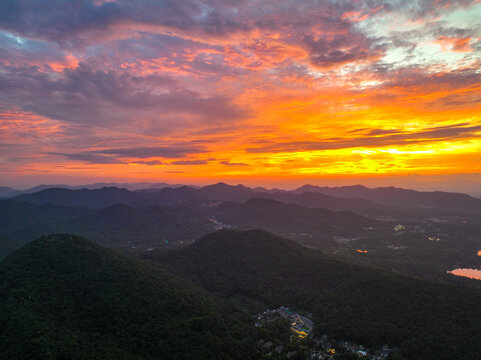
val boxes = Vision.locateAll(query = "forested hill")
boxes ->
[145,229,481,360]
[0,234,258,360]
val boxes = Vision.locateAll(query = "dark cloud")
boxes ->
[129,160,163,165]
[0,0,389,69]
[95,146,205,158]
[48,152,123,164]
[0,0,248,44]
[170,160,208,165]
[0,32,67,65]
[0,0,477,73]
[113,33,240,76]
[302,31,385,68]
[363,65,481,108]
[246,123,481,153]
[220,161,249,166]
[46,145,205,164]
[383,0,476,20]
[0,0,125,44]
[0,62,251,133]
[438,94,481,107]
[367,129,402,136]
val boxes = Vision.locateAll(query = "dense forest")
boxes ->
[144,229,481,360]
[0,234,259,360]
[1,230,481,359]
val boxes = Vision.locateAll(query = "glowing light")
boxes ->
[448,268,481,281]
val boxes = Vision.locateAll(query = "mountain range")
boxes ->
[2,182,481,283]
[10,182,481,213]
[0,182,196,198]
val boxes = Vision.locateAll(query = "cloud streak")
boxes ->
[246,124,481,153]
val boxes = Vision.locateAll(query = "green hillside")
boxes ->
[145,229,481,360]
[0,234,257,360]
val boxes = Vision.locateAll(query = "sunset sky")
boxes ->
[1,0,481,191]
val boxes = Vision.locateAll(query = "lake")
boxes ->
[447,268,481,281]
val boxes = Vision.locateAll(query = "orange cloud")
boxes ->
[436,36,473,52]
[49,53,80,72]
[341,11,370,22]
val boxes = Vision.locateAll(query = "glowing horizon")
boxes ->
[1,0,481,190]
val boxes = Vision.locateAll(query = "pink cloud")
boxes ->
[436,36,473,52]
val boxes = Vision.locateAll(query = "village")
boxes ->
[255,306,396,359]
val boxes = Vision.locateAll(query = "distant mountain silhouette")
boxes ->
[0,186,21,198]
[258,191,385,212]
[14,187,149,208]
[294,184,481,212]
[21,184,72,193]
[10,182,481,213]
[14,183,389,212]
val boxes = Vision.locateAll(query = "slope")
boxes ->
[0,200,88,249]
[145,229,481,360]
[67,204,213,247]
[211,197,382,238]
[0,234,257,360]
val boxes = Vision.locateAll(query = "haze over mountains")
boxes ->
[0,182,194,196]
[6,182,481,213]
[4,181,481,253]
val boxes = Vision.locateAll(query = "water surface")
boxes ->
[447,268,481,280]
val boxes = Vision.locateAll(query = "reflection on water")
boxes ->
[447,268,481,280]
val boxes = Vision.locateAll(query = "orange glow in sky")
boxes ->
[1,1,481,190]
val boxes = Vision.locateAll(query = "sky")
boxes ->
[1,0,481,192]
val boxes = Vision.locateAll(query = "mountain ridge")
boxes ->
[13,183,481,213]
